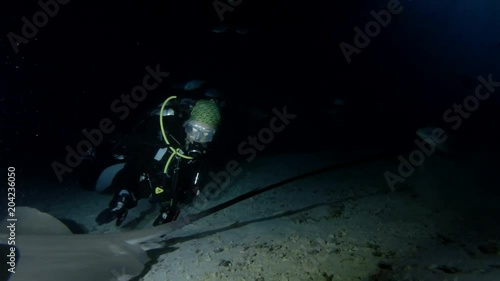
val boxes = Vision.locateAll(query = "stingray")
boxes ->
[0,207,191,281]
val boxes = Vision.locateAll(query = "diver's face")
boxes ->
[184,120,216,144]
[185,137,206,147]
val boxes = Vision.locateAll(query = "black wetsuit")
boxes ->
[110,97,206,207]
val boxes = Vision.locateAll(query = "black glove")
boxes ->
[152,205,180,226]
[95,190,136,226]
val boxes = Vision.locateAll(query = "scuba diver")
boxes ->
[95,93,222,226]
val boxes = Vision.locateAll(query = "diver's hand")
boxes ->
[152,205,180,226]
[95,205,128,225]
[95,190,136,226]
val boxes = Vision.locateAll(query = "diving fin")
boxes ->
[95,162,126,192]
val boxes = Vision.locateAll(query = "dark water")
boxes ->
[0,0,499,183]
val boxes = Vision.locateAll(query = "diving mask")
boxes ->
[184,120,216,143]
